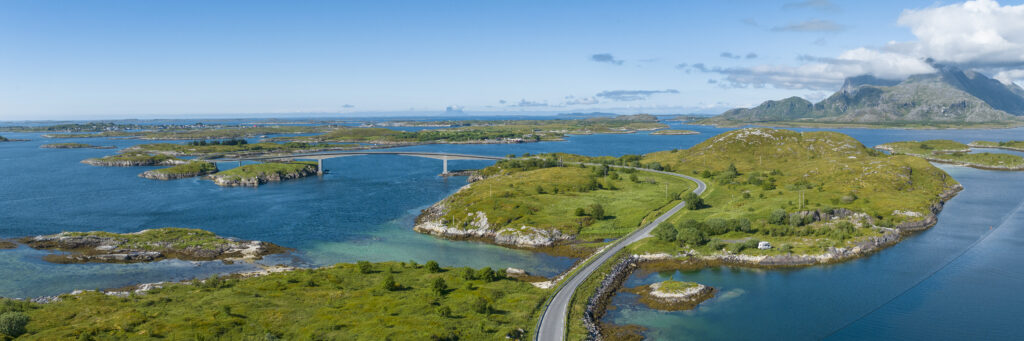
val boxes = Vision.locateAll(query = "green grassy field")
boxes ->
[879,140,1024,169]
[435,161,693,241]
[4,262,546,340]
[655,280,698,292]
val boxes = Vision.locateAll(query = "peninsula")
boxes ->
[20,228,287,263]
[877,140,1024,170]
[969,140,1024,152]
[650,129,700,135]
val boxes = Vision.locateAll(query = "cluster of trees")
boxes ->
[653,217,753,247]
[574,203,605,220]
[0,301,31,338]
[188,138,248,146]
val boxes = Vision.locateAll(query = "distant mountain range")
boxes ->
[703,64,1024,126]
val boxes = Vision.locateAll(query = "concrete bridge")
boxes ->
[209,151,507,175]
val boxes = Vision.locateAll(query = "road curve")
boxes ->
[535,165,707,341]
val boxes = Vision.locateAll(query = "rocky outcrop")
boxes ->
[413,186,574,247]
[632,281,716,311]
[895,184,964,231]
[22,230,287,264]
[208,164,318,187]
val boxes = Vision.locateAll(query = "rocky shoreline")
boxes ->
[139,162,219,180]
[413,184,574,247]
[207,163,319,187]
[19,229,288,264]
[629,281,715,311]
[968,142,1024,152]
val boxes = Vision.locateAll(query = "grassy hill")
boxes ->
[416,159,693,249]
[633,128,961,256]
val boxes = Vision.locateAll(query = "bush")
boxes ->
[472,297,492,314]
[840,192,858,204]
[676,228,707,247]
[726,243,745,254]
[461,267,476,280]
[769,209,787,225]
[437,306,453,318]
[589,203,605,220]
[431,278,448,296]
[741,239,761,249]
[357,261,373,274]
[574,207,587,216]
[706,239,727,250]
[425,260,441,273]
[683,192,705,210]
[780,244,793,253]
[653,222,677,242]
[0,311,29,338]
[382,275,398,291]
[476,267,501,282]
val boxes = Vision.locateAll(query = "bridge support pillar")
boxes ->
[442,157,448,175]
[317,159,324,175]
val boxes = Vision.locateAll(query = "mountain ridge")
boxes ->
[706,65,1024,127]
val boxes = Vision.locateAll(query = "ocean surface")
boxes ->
[2,120,1024,339]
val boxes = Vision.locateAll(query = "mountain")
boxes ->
[706,65,1024,126]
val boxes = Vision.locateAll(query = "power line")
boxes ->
[823,198,1024,338]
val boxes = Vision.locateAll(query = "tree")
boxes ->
[676,228,707,247]
[589,203,605,219]
[431,278,448,296]
[769,209,787,225]
[535,185,545,194]
[683,192,704,210]
[476,267,497,282]
[357,261,373,274]
[425,260,441,273]
[472,297,493,314]
[0,312,29,338]
[461,267,476,280]
[653,222,677,242]
[574,207,587,216]
[382,275,398,291]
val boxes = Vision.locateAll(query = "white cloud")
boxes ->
[701,0,1024,88]
[894,0,1024,66]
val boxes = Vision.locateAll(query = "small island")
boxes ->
[20,228,287,263]
[125,139,360,157]
[82,153,188,167]
[877,140,1024,170]
[969,140,1024,152]
[650,129,700,135]
[40,143,116,149]
[0,240,16,249]
[627,280,715,311]
[140,161,219,180]
[207,161,319,187]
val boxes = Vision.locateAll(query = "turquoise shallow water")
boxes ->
[2,122,1024,339]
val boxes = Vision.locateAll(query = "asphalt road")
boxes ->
[535,166,707,341]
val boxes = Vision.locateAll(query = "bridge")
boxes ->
[207,151,507,175]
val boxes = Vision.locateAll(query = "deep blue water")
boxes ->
[3,123,1024,339]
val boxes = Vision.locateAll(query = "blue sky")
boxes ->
[2,0,1020,119]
